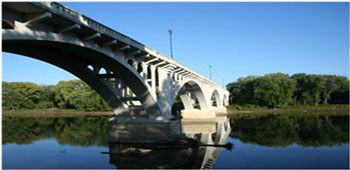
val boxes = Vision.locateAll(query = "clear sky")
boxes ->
[2,2,349,86]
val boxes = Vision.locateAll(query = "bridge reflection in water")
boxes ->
[107,115,231,169]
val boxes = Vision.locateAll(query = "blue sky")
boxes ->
[2,2,349,86]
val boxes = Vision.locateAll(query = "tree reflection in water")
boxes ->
[229,112,349,147]
[2,116,110,146]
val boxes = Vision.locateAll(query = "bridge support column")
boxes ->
[149,65,156,98]
[157,67,173,118]
[114,78,122,97]
[108,116,182,143]
[180,93,194,109]
[141,63,147,79]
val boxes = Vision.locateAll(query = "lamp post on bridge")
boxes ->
[209,65,212,80]
[168,29,173,58]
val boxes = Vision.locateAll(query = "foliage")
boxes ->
[2,82,42,110]
[254,73,295,107]
[227,73,349,108]
[329,76,349,104]
[227,76,259,105]
[2,80,111,111]
[292,74,349,105]
[51,80,110,111]
[2,82,27,110]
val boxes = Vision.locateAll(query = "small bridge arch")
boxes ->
[210,89,222,108]
[171,79,210,114]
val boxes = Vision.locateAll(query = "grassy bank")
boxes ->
[227,104,349,114]
[2,108,114,117]
[3,104,349,118]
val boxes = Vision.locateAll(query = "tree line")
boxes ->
[2,80,111,111]
[226,73,349,108]
[3,73,349,111]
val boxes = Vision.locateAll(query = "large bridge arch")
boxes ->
[3,29,163,120]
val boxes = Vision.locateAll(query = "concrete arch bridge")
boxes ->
[2,2,229,142]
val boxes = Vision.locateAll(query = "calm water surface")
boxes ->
[2,112,349,169]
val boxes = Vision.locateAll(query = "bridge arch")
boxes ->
[210,89,222,108]
[171,79,209,112]
[2,29,163,120]
[222,94,228,106]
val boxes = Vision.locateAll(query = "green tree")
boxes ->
[292,73,313,104]
[36,85,55,109]
[2,80,111,111]
[11,82,42,104]
[227,76,259,105]
[292,74,340,105]
[330,76,349,104]
[2,82,44,110]
[254,73,296,108]
[307,75,326,106]
[321,75,339,105]
[51,80,111,111]
[228,73,349,107]
[2,82,26,110]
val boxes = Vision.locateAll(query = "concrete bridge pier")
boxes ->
[107,65,182,144]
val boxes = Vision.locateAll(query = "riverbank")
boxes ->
[3,105,349,117]
[2,108,114,117]
[227,104,349,115]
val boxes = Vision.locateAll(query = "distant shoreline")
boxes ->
[2,109,114,117]
[227,104,349,114]
[227,107,349,115]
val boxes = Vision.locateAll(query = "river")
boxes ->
[2,112,349,169]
